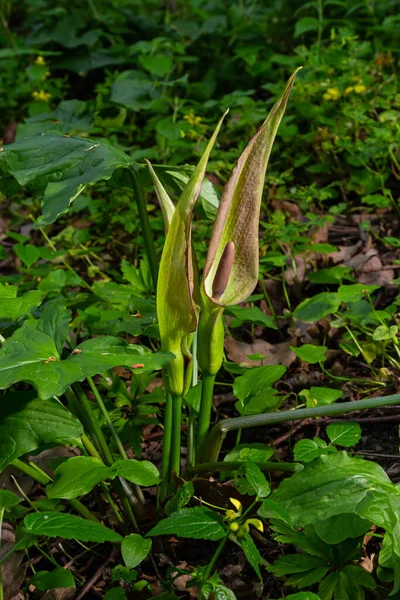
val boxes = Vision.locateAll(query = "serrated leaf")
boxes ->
[112,459,160,486]
[165,481,194,515]
[269,553,327,577]
[24,512,122,542]
[0,391,83,471]
[326,422,361,447]
[121,533,152,569]
[30,567,75,591]
[0,135,132,225]
[46,457,111,500]
[0,285,44,321]
[294,439,326,463]
[147,507,228,541]
[293,293,340,322]
[241,533,263,582]
[243,460,270,498]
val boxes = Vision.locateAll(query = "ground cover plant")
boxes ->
[0,0,400,598]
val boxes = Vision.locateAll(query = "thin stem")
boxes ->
[130,169,159,292]
[199,392,400,463]
[199,536,229,599]
[161,393,173,500]
[11,459,98,522]
[196,373,216,453]
[187,331,199,468]
[0,508,4,600]
[187,460,299,477]
[170,395,183,484]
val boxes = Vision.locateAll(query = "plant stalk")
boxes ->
[198,393,400,463]
[161,393,173,500]
[170,395,183,485]
[196,373,216,453]
[130,168,159,292]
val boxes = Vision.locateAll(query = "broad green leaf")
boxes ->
[0,285,44,321]
[121,533,152,569]
[271,452,394,528]
[300,387,343,407]
[30,567,75,591]
[293,293,340,322]
[314,514,370,544]
[269,553,327,577]
[257,499,292,525]
[104,589,127,600]
[0,320,172,399]
[165,481,194,515]
[0,135,132,225]
[307,266,353,284]
[292,344,327,364]
[338,284,380,303]
[46,457,111,500]
[203,584,237,600]
[294,439,328,463]
[14,243,40,268]
[294,17,320,36]
[226,306,277,330]
[37,299,71,356]
[285,594,321,600]
[326,423,361,447]
[111,70,153,109]
[156,113,227,396]
[233,365,286,416]
[112,459,160,486]
[243,460,271,498]
[0,392,83,470]
[241,533,263,582]
[203,69,301,308]
[139,54,172,77]
[224,443,275,464]
[147,507,228,541]
[24,512,122,542]
[0,490,21,509]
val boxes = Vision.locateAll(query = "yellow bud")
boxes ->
[229,522,240,532]
[354,84,367,94]
[344,87,354,95]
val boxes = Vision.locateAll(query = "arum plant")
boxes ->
[196,68,301,452]
[150,69,300,494]
[152,113,228,497]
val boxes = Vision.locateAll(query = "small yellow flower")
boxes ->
[344,86,354,95]
[183,112,202,127]
[34,56,46,66]
[32,90,51,102]
[354,84,367,94]
[323,87,341,101]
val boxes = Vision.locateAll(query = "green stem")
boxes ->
[0,508,4,600]
[199,392,400,463]
[11,459,98,522]
[199,536,229,599]
[161,393,173,500]
[187,332,198,468]
[170,395,182,484]
[72,384,114,465]
[130,168,158,292]
[196,373,216,453]
[187,460,299,477]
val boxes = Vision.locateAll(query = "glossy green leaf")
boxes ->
[294,439,329,463]
[241,533,263,582]
[307,266,353,284]
[0,391,83,470]
[203,584,237,600]
[326,422,361,447]
[314,514,370,545]
[243,459,271,498]
[30,567,75,591]
[226,306,277,329]
[293,293,341,322]
[165,481,194,515]
[271,452,394,527]
[0,316,172,398]
[14,243,40,267]
[292,344,327,364]
[121,533,152,569]
[337,284,380,303]
[224,443,275,464]
[203,69,301,308]
[147,506,228,541]
[112,459,160,486]
[46,457,111,500]
[294,17,320,36]
[300,387,342,407]
[0,135,132,225]
[24,512,122,542]
[285,594,321,600]
[0,490,21,509]
[233,365,286,416]
[0,285,43,321]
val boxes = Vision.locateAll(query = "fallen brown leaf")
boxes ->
[225,337,296,367]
